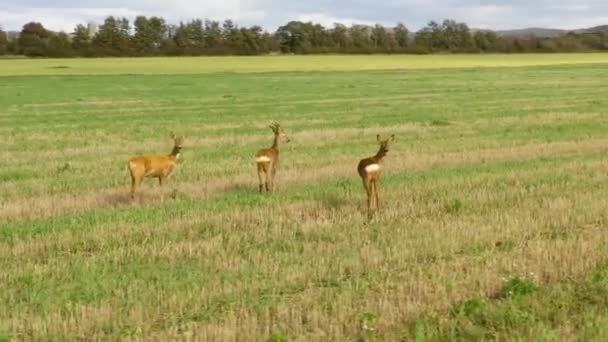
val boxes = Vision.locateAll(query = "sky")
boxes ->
[1,1,608,32]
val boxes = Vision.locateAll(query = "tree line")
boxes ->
[1,17,608,57]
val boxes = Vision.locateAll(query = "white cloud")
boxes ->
[156,0,267,24]
[0,1,607,32]
[0,7,140,32]
[448,5,514,30]
[294,13,377,27]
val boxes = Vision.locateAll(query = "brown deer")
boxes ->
[255,122,290,192]
[358,134,394,216]
[128,133,184,199]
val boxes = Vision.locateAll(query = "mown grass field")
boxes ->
[2,53,608,76]
[2,55,608,340]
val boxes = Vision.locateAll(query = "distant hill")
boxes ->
[496,28,566,38]
[495,25,608,38]
[575,25,608,33]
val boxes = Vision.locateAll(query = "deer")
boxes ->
[128,133,184,200]
[358,134,394,217]
[255,122,290,192]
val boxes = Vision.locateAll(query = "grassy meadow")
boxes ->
[2,53,608,76]
[2,55,608,340]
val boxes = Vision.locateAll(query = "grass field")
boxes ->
[2,53,608,76]
[2,55,608,340]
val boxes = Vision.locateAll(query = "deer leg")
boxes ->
[268,165,277,192]
[257,167,265,193]
[362,178,372,213]
[372,180,379,210]
[130,170,144,200]
[158,176,167,201]
[130,174,137,199]
[264,164,272,192]
[367,184,374,220]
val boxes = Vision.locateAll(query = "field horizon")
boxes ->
[2,53,608,76]
[2,54,608,340]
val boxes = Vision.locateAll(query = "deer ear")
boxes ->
[170,132,176,139]
[376,134,381,142]
[390,134,395,141]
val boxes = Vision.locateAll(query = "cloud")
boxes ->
[0,1,607,32]
[294,13,377,28]
[0,7,140,32]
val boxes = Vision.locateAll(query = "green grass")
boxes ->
[1,53,608,75]
[409,267,608,340]
[2,55,608,340]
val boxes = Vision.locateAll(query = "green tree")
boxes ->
[9,16,588,56]
[350,25,371,49]
[93,16,132,53]
[415,19,473,52]
[205,20,222,48]
[370,24,388,50]
[48,32,70,50]
[331,24,351,49]
[0,29,7,54]
[48,32,72,56]
[18,22,50,56]
[174,20,205,49]
[385,31,399,51]
[134,16,167,51]
[223,20,244,51]
[240,26,265,54]
[414,21,435,51]
[133,16,151,49]
[261,31,279,52]
[394,23,409,48]
[309,23,331,50]
[72,24,91,50]
[276,21,311,53]
[222,19,236,41]
[173,23,189,48]
[441,19,473,51]
[119,17,130,37]
[473,30,498,51]
[576,32,602,50]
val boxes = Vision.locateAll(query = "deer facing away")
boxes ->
[128,133,184,199]
[358,134,394,215]
[255,122,290,192]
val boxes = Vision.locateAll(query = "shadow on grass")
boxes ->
[318,192,351,210]
[102,189,177,206]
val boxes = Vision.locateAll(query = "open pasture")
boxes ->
[2,53,608,76]
[2,55,608,340]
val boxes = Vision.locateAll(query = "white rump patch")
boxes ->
[365,164,380,173]
[256,156,271,163]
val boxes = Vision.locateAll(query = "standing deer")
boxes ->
[255,122,290,192]
[358,134,394,216]
[128,133,184,199]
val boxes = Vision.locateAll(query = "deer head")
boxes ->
[170,132,185,158]
[376,134,394,155]
[270,121,290,143]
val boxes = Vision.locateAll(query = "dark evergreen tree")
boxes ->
[18,22,50,56]
[0,29,8,55]
[93,16,132,54]
[72,24,91,51]
[394,23,409,48]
